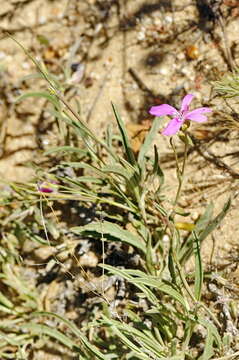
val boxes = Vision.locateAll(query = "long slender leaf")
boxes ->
[138,117,162,165]
[101,264,189,310]
[193,231,203,301]
[101,316,164,358]
[111,102,137,166]
[179,198,231,264]
[100,265,159,304]
[44,146,87,156]
[72,221,146,253]
[101,165,133,181]
[0,291,13,309]
[179,203,214,264]
[22,323,78,350]
[132,277,189,311]
[198,317,222,348]
[198,318,221,360]
[31,311,107,359]
[198,197,231,243]
[152,145,164,187]
[15,91,59,107]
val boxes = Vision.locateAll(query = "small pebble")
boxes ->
[164,15,172,23]
[34,246,55,261]
[158,67,168,75]
[79,251,98,267]
[186,45,199,60]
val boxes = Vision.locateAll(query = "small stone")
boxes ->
[34,246,55,261]
[158,67,168,75]
[186,45,199,60]
[191,212,199,221]
[162,235,169,243]
[164,15,172,23]
[137,30,146,41]
[78,251,98,267]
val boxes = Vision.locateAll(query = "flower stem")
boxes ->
[171,137,188,211]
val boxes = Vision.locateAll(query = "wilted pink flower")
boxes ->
[149,94,212,136]
[38,180,57,193]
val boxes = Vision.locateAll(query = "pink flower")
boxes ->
[149,94,212,136]
[37,180,58,193]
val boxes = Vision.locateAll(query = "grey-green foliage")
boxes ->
[214,67,239,98]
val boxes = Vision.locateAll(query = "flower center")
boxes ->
[174,110,184,122]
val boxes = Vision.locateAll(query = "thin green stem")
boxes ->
[174,254,221,328]
[173,139,188,208]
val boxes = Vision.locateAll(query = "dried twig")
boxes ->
[191,134,239,178]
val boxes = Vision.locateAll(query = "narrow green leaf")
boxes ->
[100,265,158,304]
[199,331,214,360]
[198,197,231,243]
[0,305,16,314]
[62,162,107,177]
[179,202,214,264]
[101,264,188,310]
[132,277,189,311]
[111,102,137,166]
[44,146,87,156]
[15,91,59,107]
[193,231,203,301]
[181,198,231,264]
[72,222,146,253]
[31,311,107,359]
[22,323,78,350]
[198,321,216,360]
[152,145,164,187]
[101,165,132,181]
[168,249,177,285]
[0,333,31,347]
[138,117,162,165]
[198,317,222,348]
[101,316,164,358]
[0,291,13,309]
[179,199,232,265]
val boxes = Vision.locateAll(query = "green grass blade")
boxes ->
[101,316,164,357]
[31,311,107,359]
[15,91,59,107]
[197,322,216,360]
[179,203,214,264]
[101,165,133,181]
[179,199,231,265]
[108,328,149,358]
[197,197,231,243]
[72,222,146,253]
[100,265,159,304]
[44,146,87,156]
[132,277,189,311]
[21,323,79,350]
[152,145,164,186]
[198,317,222,348]
[111,102,137,166]
[193,231,203,301]
[138,117,162,165]
[0,291,14,309]
[199,331,214,360]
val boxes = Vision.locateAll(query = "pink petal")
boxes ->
[180,94,194,112]
[185,113,208,122]
[39,186,54,193]
[186,107,212,117]
[162,118,183,136]
[149,104,177,117]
